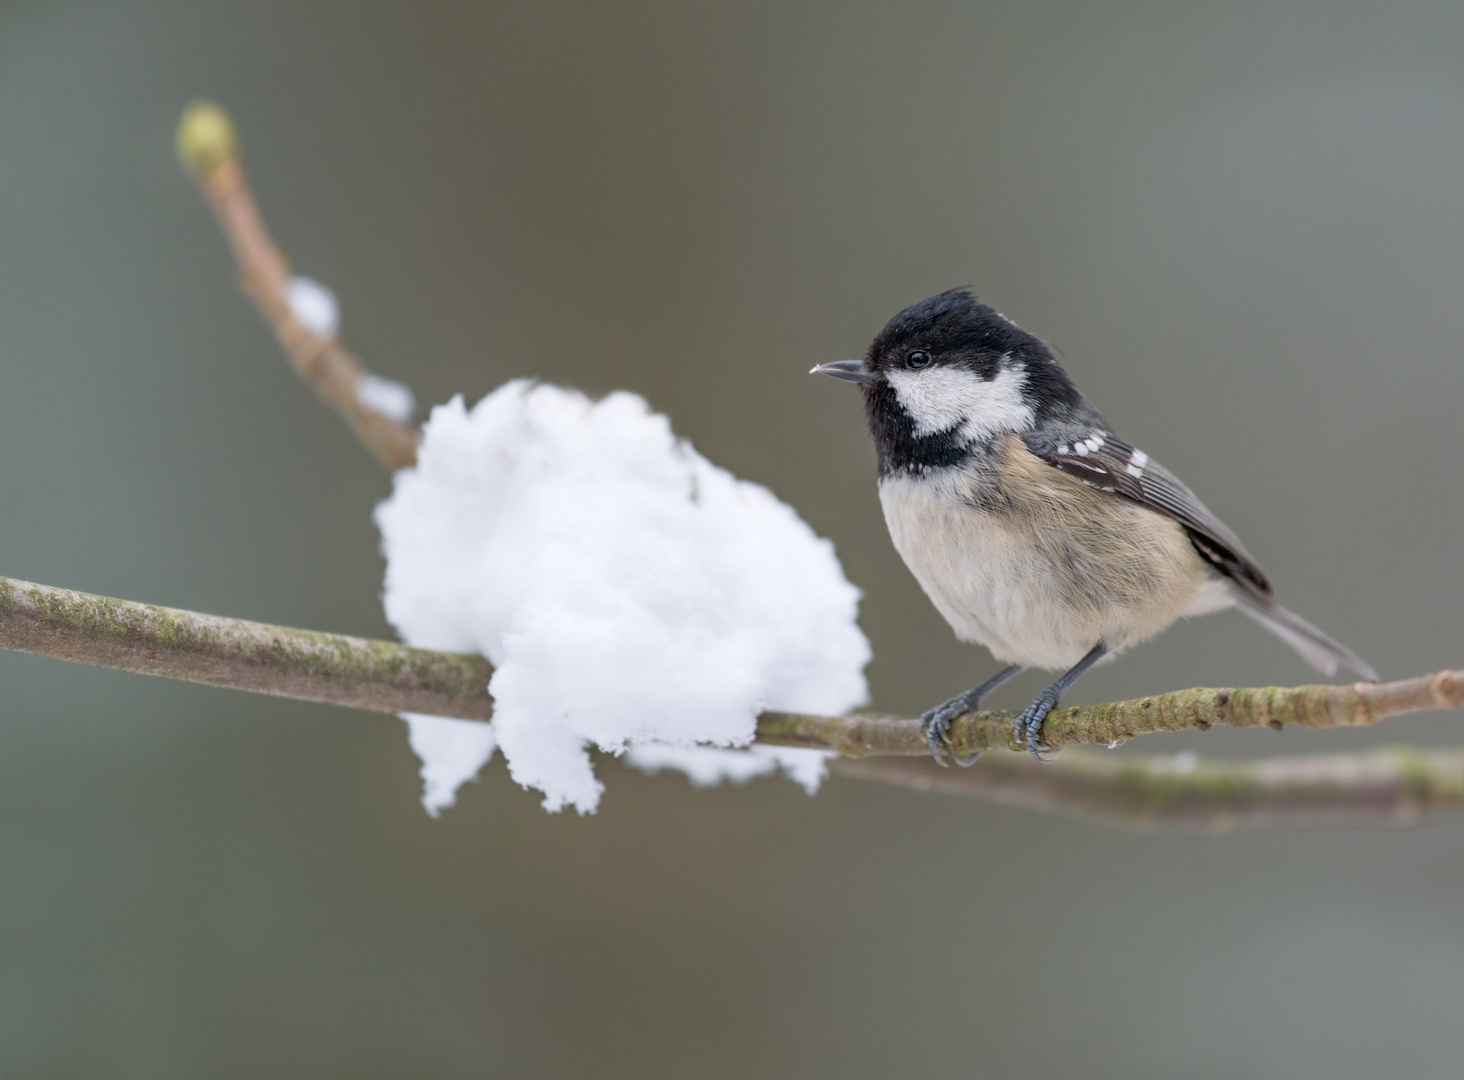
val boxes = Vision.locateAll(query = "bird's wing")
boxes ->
[1021,428,1272,598]
[1022,425,1377,680]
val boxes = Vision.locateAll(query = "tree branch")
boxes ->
[755,672,1463,757]
[3,573,1460,826]
[0,576,491,720]
[4,572,1457,746]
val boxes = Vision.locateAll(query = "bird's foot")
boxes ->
[1013,690,1062,763]
[919,694,982,768]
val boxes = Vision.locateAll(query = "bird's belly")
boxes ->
[878,465,1215,670]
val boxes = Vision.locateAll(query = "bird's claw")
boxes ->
[1013,690,1062,763]
[919,695,974,767]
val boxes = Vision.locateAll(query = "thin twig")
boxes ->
[829,748,1464,830]
[177,102,420,470]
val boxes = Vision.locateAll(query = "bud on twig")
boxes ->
[176,101,239,176]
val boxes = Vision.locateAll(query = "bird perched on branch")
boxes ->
[814,289,1375,765]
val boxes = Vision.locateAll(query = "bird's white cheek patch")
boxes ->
[886,363,1035,441]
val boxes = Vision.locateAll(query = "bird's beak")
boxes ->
[810,359,875,385]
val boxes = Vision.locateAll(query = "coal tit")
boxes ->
[814,289,1376,765]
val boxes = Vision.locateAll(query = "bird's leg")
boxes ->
[919,664,1026,767]
[1013,643,1108,762]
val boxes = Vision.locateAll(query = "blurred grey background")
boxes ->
[1,1,1460,1076]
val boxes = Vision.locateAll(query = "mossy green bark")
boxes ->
[759,671,1461,757]
[0,575,492,720]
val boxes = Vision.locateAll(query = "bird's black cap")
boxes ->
[867,289,1083,414]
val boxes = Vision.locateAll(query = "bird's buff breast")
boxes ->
[877,435,1223,670]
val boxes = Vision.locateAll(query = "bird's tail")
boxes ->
[1230,588,1377,681]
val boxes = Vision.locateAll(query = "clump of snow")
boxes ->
[356,373,416,422]
[375,381,870,814]
[625,744,833,794]
[286,275,340,338]
[401,713,499,817]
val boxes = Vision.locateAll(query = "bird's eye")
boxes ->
[906,351,932,369]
